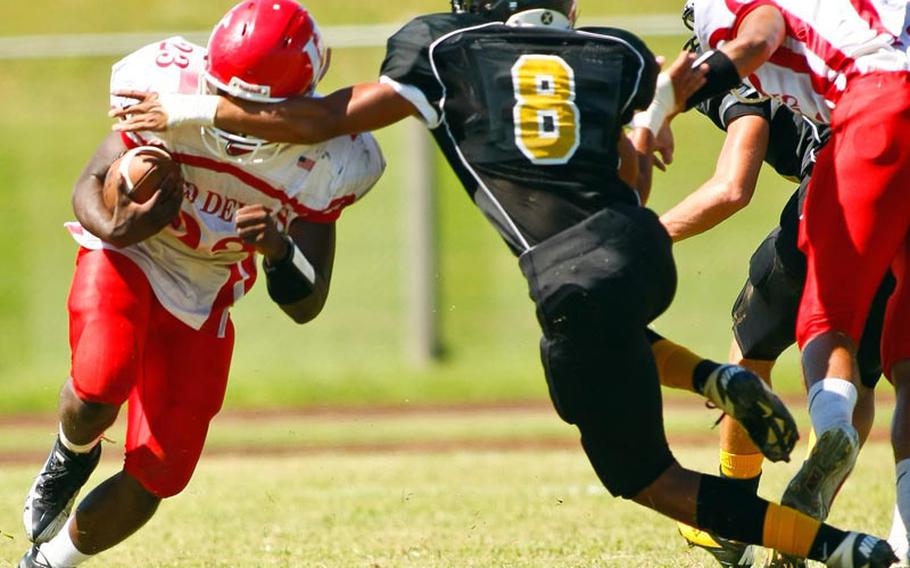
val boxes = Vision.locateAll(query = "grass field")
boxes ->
[0,403,901,567]
[0,1,803,413]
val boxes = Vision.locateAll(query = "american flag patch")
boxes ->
[297,156,316,171]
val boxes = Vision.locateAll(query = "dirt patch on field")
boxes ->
[0,393,842,427]
[0,394,896,465]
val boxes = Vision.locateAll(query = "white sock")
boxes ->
[58,424,100,455]
[807,378,857,436]
[890,459,910,561]
[38,517,93,567]
[889,504,909,562]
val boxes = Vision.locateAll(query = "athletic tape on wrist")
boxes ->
[631,72,675,136]
[158,94,219,129]
[264,240,316,304]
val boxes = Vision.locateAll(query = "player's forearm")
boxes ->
[216,83,414,145]
[73,175,116,241]
[660,179,752,241]
[720,6,786,78]
[277,280,330,324]
[216,94,346,145]
[263,224,334,324]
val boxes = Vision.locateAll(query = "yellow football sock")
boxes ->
[651,338,703,392]
[762,502,822,559]
[720,450,763,480]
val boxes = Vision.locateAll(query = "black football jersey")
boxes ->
[380,13,658,253]
[696,85,829,181]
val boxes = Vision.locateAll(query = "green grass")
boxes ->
[0,1,806,412]
[0,441,897,567]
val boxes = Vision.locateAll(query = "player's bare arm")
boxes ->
[660,114,769,241]
[684,5,785,111]
[236,205,335,324]
[112,82,417,145]
[720,5,786,78]
[72,132,182,248]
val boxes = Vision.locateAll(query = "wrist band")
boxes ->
[158,94,220,129]
[264,239,316,304]
[631,72,675,136]
[685,49,742,110]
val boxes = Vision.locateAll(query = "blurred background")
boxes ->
[0,0,800,413]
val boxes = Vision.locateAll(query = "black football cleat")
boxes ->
[825,532,898,568]
[18,545,53,568]
[23,437,101,543]
[701,364,799,463]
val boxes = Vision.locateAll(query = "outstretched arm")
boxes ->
[111,82,418,145]
[660,114,769,241]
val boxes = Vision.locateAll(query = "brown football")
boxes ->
[103,146,180,210]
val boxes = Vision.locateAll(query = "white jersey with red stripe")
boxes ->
[695,0,910,122]
[67,37,385,332]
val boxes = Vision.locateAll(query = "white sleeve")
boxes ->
[110,36,207,146]
[379,76,441,128]
[327,133,386,212]
[695,0,740,51]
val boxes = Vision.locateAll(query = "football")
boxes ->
[103,146,180,210]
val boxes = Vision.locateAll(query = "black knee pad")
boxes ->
[539,333,584,425]
[732,228,803,360]
[578,415,676,498]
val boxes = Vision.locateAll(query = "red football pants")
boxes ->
[797,72,910,378]
[68,248,234,497]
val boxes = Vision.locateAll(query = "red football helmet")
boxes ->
[205,0,329,102]
[202,1,329,163]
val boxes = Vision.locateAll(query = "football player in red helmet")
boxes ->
[18,2,383,567]
[200,0,329,162]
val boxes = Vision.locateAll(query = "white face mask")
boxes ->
[198,74,285,166]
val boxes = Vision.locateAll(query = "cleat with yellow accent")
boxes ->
[678,523,756,567]
[701,364,799,463]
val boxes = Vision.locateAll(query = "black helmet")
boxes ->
[682,0,696,30]
[451,0,577,23]
[681,1,699,52]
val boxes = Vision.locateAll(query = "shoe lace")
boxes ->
[702,400,727,428]
[36,455,73,501]
[36,448,95,504]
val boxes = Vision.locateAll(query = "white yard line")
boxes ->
[0,14,684,60]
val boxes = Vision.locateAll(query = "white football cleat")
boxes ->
[781,423,859,522]
[825,532,897,568]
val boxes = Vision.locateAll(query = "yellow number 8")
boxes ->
[511,54,580,165]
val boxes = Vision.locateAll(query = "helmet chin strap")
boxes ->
[505,9,572,29]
